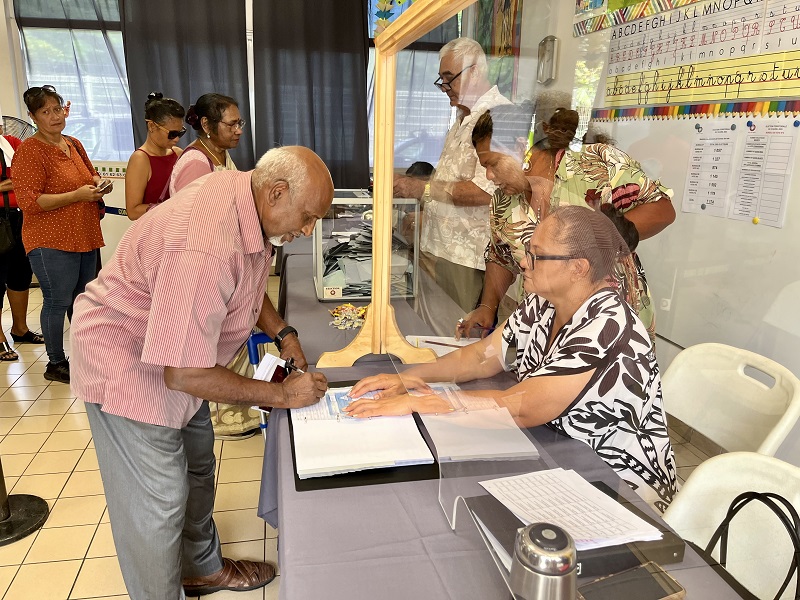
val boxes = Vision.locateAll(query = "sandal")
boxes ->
[10,330,45,344]
[0,342,18,361]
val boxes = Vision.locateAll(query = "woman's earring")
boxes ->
[207,133,211,139]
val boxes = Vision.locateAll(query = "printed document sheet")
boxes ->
[479,468,662,550]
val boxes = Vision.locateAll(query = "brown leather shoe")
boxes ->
[182,558,277,596]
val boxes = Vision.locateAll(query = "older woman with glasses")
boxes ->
[169,93,244,195]
[345,206,678,512]
[124,92,185,220]
[11,85,110,383]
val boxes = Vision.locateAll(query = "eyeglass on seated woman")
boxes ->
[345,205,678,512]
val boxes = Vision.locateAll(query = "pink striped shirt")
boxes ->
[71,170,272,428]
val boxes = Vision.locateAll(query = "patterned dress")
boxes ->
[501,288,678,512]
[486,143,673,342]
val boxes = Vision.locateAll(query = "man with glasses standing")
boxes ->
[393,37,511,331]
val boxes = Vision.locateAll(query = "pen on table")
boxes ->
[423,340,464,349]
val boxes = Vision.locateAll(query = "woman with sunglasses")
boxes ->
[345,206,678,512]
[169,93,243,195]
[124,92,185,220]
[11,85,109,383]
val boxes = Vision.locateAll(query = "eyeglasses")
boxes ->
[524,242,574,269]
[434,65,475,92]
[219,119,246,131]
[149,120,187,139]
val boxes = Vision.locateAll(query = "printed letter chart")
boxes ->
[683,123,737,218]
[730,121,798,228]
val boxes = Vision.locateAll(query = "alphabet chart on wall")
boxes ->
[604,0,800,106]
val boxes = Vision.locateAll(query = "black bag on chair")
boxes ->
[0,152,15,256]
[703,491,800,600]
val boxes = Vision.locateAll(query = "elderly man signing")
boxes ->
[70,146,333,599]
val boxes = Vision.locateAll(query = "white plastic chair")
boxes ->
[663,452,800,600]
[661,343,800,455]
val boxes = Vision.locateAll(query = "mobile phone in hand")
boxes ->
[96,179,112,193]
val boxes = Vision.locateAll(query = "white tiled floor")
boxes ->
[0,288,279,599]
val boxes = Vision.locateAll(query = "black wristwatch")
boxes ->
[274,326,298,351]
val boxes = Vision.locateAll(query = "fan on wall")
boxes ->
[1,116,36,140]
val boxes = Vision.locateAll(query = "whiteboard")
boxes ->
[607,117,800,376]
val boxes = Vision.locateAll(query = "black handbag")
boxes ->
[703,491,800,600]
[0,151,16,256]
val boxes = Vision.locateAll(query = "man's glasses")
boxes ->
[149,120,187,140]
[434,65,475,92]
[524,242,574,269]
[220,119,246,131]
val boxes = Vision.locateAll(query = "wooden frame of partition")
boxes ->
[317,0,475,367]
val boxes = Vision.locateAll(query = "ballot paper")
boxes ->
[479,468,662,551]
[289,385,435,479]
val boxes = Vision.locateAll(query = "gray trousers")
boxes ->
[86,401,224,600]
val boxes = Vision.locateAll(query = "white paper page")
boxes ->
[291,417,434,478]
[253,354,284,382]
[480,469,662,551]
[420,407,539,462]
[682,123,737,218]
[405,335,474,357]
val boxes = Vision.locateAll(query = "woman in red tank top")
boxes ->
[124,93,186,220]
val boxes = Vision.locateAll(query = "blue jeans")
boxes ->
[28,248,98,364]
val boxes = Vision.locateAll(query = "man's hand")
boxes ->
[393,175,426,199]
[278,334,308,371]
[281,371,328,409]
[456,305,495,340]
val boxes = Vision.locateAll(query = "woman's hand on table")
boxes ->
[280,371,327,409]
[349,373,432,400]
[344,393,453,418]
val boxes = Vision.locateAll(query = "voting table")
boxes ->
[257,253,745,599]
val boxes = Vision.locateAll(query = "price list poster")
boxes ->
[683,123,738,217]
[730,120,798,227]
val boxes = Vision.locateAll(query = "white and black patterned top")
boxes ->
[502,288,678,512]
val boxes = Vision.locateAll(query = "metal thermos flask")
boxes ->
[509,523,577,600]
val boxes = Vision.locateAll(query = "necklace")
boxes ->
[198,138,224,167]
[522,148,556,223]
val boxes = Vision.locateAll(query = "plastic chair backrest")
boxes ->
[661,343,800,455]
[663,452,800,600]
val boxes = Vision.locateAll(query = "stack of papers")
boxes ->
[479,469,662,551]
[321,221,413,297]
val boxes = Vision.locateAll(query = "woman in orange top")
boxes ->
[11,85,109,384]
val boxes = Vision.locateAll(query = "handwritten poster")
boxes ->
[604,0,800,106]
[729,120,798,227]
[683,122,738,217]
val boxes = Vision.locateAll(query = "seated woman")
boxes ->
[345,206,678,512]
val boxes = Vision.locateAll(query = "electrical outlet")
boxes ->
[660,298,671,311]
